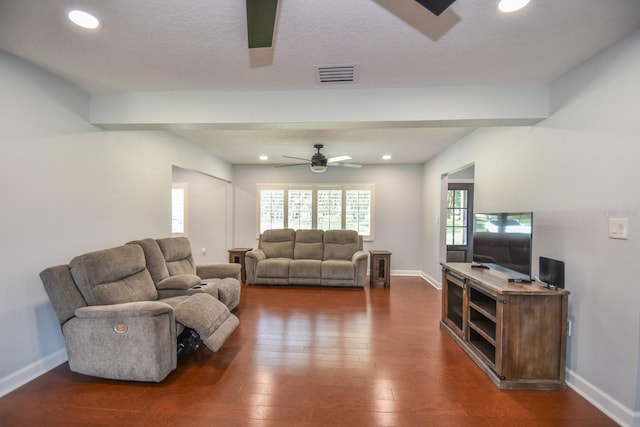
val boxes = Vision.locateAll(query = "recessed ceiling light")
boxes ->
[68,9,102,30]
[259,155,268,161]
[382,155,392,160]
[498,0,530,13]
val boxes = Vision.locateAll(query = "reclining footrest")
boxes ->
[174,293,239,352]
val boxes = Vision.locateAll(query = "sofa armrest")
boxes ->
[196,263,242,281]
[352,251,368,287]
[244,250,265,284]
[245,249,266,261]
[74,301,174,319]
[156,274,201,290]
[352,250,368,264]
[64,301,177,382]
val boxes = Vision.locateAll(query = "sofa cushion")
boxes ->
[127,238,170,284]
[260,228,295,259]
[294,229,324,260]
[200,277,240,309]
[157,237,196,276]
[323,230,360,260]
[321,259,355,280]
[40,264,88,325]
[70,244,158,306]
[256,258,290,278]
[290,259,322,280]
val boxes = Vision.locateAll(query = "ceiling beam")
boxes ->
[414,0,456,16]
[246,0,279,48]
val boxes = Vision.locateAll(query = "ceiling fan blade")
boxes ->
[327,155,352,163]
[328,162,363,168]
[246,0,279,48]
[414,0,456,16]
[275,162,308,168]
[283,155,311,162]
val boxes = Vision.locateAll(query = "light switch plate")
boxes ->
[609,217,629,239]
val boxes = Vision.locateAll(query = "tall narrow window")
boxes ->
[288,188,313,230]
[346,189,371,236]
[317,189,342,230]
[446,188,468,245]
[172,182,188,236]
[259,189,285,233]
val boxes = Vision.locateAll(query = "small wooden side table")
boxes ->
[369,250,392,288]
[228,248,252,283]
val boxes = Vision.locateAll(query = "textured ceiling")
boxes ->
[1,0,639,165]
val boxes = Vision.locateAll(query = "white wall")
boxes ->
[232,163,424,272]
[172,166,232,264]
[422,31,640,425]
[0,51,232,396]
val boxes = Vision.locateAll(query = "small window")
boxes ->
[172,182,188,236]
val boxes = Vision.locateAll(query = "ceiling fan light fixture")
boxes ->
[498,0,530,13]
[310,165,327,173]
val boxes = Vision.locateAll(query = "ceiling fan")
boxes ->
[276,144,363,173]
[245,0,456,48]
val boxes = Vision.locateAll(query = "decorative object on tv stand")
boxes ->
[539,256,565,290]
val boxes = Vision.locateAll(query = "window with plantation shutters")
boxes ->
[257,184,375,240]
[317,188,342,230]
[345,189,371,236]
[288,188,313,230]
[259,188,285,233]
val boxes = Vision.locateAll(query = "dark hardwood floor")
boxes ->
[0,276,616,426]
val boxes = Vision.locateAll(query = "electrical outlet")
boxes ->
[201,248,206,255]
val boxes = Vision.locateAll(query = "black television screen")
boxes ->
[472,212,533,280]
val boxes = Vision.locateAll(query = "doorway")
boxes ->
[444,166,474,262]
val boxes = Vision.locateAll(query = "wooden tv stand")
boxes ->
[441,262,569,390]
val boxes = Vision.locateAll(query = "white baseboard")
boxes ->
[566,368,639,427]
[416,271,441,289]
[0,348,67,398]
[381,270,442,289]
[390,269,422,277]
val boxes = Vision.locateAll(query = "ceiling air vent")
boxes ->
[315,65,358,85]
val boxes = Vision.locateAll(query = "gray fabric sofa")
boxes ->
[245,229,368,287]
[128,237,241,310]
[39,238,241,382]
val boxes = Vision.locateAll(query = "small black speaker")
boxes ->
[414,0,456,16]
[539,257,565,289]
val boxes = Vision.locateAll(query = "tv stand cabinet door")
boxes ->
[499,294,567,382]
[441,269,466,338]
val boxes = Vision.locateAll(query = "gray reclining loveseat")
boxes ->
[39,237,241,382]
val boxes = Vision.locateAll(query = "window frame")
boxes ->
[446,183,473,250]
[256,183,375,240]
[171,182,188,237]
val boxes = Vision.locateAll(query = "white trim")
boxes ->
[565,368,639,427]
[0,348,67,398]
[421,271,442,289]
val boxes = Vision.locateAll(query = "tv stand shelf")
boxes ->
[441,262,569,390]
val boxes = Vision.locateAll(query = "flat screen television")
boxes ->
[472,212,533,281]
